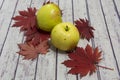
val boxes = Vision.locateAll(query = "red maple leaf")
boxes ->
[62,44,102,78]
[74,19,95,41]
[12,7,50,46]
[12,7,37,31]
[24,27,50,46]
[18,40,50,60]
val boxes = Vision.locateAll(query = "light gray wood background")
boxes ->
[0,0,120,80]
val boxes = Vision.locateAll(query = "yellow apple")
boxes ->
[36,3,62,32]
[51,22,80,51]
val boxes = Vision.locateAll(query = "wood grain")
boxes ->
[15,0,44,80]
[0,0,120,80]
[73,0,99,80]
[87,0,120,79]
[57,0,77,80]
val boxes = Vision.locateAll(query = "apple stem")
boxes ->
[65,25,69,31]
[96,64,114,71]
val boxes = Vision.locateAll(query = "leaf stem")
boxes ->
[96,64,114,71]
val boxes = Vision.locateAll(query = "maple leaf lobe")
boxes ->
[75,19,95,41]
[12,7,37,31]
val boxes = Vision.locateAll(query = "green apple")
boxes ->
[51,22,80,51]
[36,3,62,32]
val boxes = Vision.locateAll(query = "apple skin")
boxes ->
[36,3,62,32]
[51,22,80,51]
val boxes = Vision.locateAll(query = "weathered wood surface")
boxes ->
[0,0,120,80]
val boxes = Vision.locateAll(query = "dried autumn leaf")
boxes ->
[24,27,50,46]
[12,7,50,46]
[12,7,37,31]
[75,19,95,41]
[18,40,50,60]
[62,44,102,78]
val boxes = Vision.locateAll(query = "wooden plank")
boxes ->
[113,0,120,21]
[87,0,120,79]
[35,46,57,80]
[14,0,46,80]
[73,0,99,80]
[101,0,120,71]
[56,0,77,80]
[100,0,120,67]
[0,0,18,53]
[30,0,44,8]
[0,0,32,80]
[0,0,119,80]
[0,0,4,9]
[35,0,58,80]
